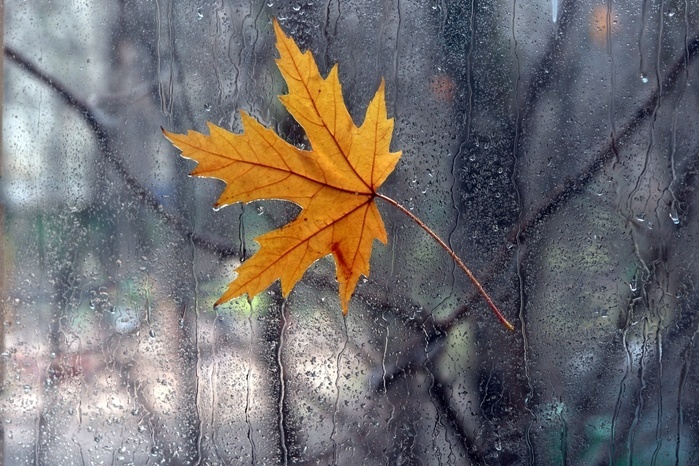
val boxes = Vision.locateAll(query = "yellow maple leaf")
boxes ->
[164,19,513,329]
[164,19,399,314]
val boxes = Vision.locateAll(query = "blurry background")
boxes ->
[2,0,699,464]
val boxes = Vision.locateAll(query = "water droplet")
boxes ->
[149,329,156,338]
[196,7,203,19]
[670,204,680,225]
[292,4,301,11]
[640,73,649,84]
[204,103,212,112]
[256,206,265,215]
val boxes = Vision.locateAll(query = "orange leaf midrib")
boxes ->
[275,26,373,194]
[183,133,375,198]
[223,194,377,293]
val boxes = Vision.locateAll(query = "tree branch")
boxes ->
[512,31,699,243]
[3,45,239,258]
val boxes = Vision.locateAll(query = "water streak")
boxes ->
[611,299,636,462]
[331,317,349,465]
[245,309,257,464]
[191,236,204,465]
[638,0,650,80]
[277,301,289,465]
[668,0,689,225]
[511,0,535,462]
[675,319,698,465]
[607,0,619,164]
[627,318,650,465]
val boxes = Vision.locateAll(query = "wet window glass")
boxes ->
[3,0,699,463]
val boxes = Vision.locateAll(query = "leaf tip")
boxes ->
[213,295,226,309]
[272,17,286,40]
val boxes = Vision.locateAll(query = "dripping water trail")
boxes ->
[246,1,266,86]
[154,0,175,121]
[611,303,634,463]
[277,300,290,466]
[155,0,163,111]
[381,310,395,427]
[668,0,690,224]
[422,318,444,462]
[558,399,568,464]
[331,317,349,465]
[627,318,650,466]
[244,309,257,464]
[191,236,204,465]
[245,306,257,464]
[465,0,476,136]
[391,0,403,116]
[511,1,535,461]
[166,0,175,119]
[381,230,397,464]
[443,141,465,309]
[211,1,224,108]
[651,329,664,466]
[239,205,247,261]
[211,307,224,462]
[240,206,257,464]
[626,0,663,235]
[445,0,477,304]
[673,14,692,466]
[638,0,650,81]
[607,0,620,164]
[322,0,340,70]
[675,319,699,465]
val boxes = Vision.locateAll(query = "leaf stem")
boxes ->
[377,194,514,331]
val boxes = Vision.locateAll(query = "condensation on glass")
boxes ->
[2,0,699,464]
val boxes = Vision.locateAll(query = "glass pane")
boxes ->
[2,0,699,464]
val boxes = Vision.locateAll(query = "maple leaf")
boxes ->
[163,19,513,329]
[164,19,399,315]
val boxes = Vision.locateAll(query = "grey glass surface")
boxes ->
[2,1,699,464]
